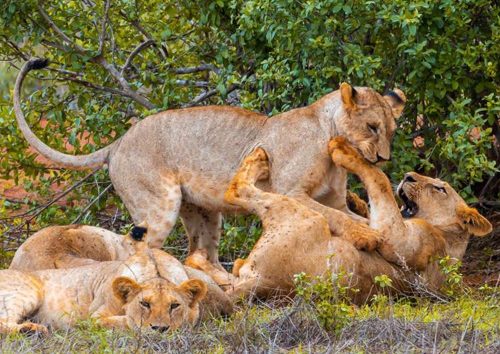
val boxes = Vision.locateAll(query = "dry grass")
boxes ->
[1,293,499,353]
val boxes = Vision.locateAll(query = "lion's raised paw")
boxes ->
[329,137,366,171]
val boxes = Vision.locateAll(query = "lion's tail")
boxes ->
[13,58,117,170]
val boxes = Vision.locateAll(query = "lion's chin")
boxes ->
[398,188,419,218]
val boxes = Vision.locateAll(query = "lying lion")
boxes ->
[186,138,492,302]
[9,225,143,271]
[14,59,406,265]
[0,244,208,334]
[9,226,233,321]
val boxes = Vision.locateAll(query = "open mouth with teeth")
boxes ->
[398,188,419,218]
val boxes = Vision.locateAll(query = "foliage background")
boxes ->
[0,0,498,256]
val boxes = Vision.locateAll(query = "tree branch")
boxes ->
[46,67,147,102]
[174,79,209,88]
[37,2,86,53]
[71,183,113,223]
[120,39,155,76]
[118,10,168,60]
[97,0,111,55]
[172,64,220,75]
[184,83,240,107]
[37,2,156,110]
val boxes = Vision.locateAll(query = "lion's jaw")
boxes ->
[397,172,464,226]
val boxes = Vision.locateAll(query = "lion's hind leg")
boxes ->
[0,270,46,335]
[224,148,270,211]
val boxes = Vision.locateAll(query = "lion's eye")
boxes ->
[170,303,180,311]
[139,300,151,309]
[434,186,447,194]
[367,123,378,134]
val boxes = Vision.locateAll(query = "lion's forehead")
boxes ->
[142,283,188,304]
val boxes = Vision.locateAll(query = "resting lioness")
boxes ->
[9,226,233,320]
[186,139,492,302]
[0,245,207,334]
[14,59,406,264]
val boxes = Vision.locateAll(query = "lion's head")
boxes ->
[397,172,492,237]
[112,276,207,332]
[334,83,406,164]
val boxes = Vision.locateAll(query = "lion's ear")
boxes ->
[456,205,492,237]
[179,279,207,307]
[112,276,142,302]
[383,89,406,119]
[340,82,357,111]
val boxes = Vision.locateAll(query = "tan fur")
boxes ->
[0,247,208,334]
[9,225,138,271]
[186,142,491,303]
[14,60,406,264]
[9,226,233,320]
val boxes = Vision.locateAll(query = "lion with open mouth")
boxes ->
[186,138,492,303]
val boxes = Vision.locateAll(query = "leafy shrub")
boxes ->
[438,256,464,297]
[294,271,357,333]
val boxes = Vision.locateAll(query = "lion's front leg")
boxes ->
[328,137,405,234]
[0,270,45,335]
[96,315,129,330]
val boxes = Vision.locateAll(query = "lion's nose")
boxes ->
[404,173,416,183]
[151,325,169,333]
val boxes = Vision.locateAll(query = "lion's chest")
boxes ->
[310,165,347,200]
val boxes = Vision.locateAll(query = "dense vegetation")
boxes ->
[0,1,498,351]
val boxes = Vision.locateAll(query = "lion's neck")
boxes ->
[439,224,471,261]
[311,91,343,137]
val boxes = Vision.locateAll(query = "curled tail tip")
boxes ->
[26,58,49,71]
[130,225,148,241]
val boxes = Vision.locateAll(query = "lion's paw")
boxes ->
[185,249,210,271]
[246,148,269,180]
[344,223,381,252]
[329,137,365,171]
[18,322,48,336]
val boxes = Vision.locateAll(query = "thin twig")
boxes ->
[172,64,220,75]
[119,10,168,59]
[183,83,240,107]
[120,39,155,76]
[97,0,111,55]
[0,169,100,221]
[71,183,112,224]
[174,79,209,88]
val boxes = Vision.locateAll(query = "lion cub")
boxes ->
[186,139,492,302]
[0,244,206,334]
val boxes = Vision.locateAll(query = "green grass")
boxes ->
[1,290,498,353]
